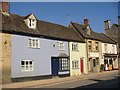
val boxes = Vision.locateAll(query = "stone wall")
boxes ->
[0,33,12,84]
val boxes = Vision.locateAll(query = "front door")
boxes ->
[89,58,93,72]
[80,60,84,73]
[51,57,59,76]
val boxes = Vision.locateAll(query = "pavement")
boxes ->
[2,70,119,89]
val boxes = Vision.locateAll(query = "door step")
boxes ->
[52,76,59,79]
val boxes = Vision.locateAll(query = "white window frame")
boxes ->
[28,38,40,48]
[57,41,65,51]
[72,43,78,51]
[21,60,34,72]
[88,41,92,52]
[104,44,107,53]
[59,58,69,71]
[95,42,99,52]
[112,45,115,53]
[28,18,36,29]
[72,60,79,69]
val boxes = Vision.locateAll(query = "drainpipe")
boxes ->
[116,43,119,70]
[85,39,89,73]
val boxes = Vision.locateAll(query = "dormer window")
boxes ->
[24,13,37,29]
[29,19,36,28]
[86,25,90,35]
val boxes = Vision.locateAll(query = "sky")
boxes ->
[10,2,119,33]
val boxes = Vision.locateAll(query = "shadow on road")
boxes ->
[68,76,120,89]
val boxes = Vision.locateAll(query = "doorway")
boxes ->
[80,60,84,73]
[51,57,59,76]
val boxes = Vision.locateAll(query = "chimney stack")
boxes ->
[1,1,10,12]
[84,18,89,25]
[104,20,111,29]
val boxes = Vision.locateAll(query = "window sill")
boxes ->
[28,47,40,49]
[58,49,65,51]
[72,50,79,52]
[72,68,79,69]
[21,70,34,72]
[59,70,70,71]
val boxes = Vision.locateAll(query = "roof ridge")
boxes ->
[4,12,70,29]
[101,33,116,43]
[37,19,70,29]
[71,21,83,25]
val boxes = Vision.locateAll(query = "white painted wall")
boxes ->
[101,43,118,65]
[102,43,117,54]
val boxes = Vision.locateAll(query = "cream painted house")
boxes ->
[69,42,88,76]
[101,42,118,70]
[69,19,118,72]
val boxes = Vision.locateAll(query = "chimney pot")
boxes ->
[104,19,111,29]
[84,18,89,25]
[1,1,9,12]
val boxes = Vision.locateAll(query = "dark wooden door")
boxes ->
[51,57,59,76]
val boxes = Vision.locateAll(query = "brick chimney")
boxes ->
[84,18,89,25]
[1,1,10,12]
[104,20,111,29]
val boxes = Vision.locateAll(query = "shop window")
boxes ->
[93,59,99,67]
[59,58,69,71]
[109,59,113,64]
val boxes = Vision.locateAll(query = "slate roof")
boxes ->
[1,12,85,42]
[70,22,116,44]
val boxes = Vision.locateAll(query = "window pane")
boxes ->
[26,66,28,70]
[29,61,32,65]
[21,61,25,65]
[29,19,32,26]
[33,39,35,47]
[26,61,28,65]
[29,39,31,47]
[36,40,38,48]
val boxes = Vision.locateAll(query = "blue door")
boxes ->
[51,57,59,76]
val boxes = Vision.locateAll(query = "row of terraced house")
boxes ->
[0,2,119,84]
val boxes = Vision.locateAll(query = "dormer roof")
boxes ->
[24,13,37,19]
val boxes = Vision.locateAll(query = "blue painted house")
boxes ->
[1,12,84,83]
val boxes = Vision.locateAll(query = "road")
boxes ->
[33,71,119,89]
[2,70,119,89]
